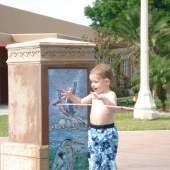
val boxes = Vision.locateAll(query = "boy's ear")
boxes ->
[105,78,110,85]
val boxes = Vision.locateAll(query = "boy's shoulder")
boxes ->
[108,90,117,98]
[104,90,116,96]
[109,90,116,94]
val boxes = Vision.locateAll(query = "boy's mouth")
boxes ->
[93,88,97,91]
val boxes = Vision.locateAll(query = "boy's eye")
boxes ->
[91,80,98,83]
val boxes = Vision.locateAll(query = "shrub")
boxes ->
[122,89,129,97]
[111,87,130,97]
[111,87,123,97]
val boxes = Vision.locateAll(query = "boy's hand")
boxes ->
[90,92,103,100]
[61,88,72,102]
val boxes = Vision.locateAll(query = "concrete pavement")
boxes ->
[1,131,170,170]
[0,105,8,115]
[116,130,170,170]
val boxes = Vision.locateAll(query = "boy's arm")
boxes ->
[105,91,117,106]
[62,88,92,104]
[91,91,117,111]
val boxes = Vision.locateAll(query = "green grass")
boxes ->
[118,93,170,109]
[0,115,8,136]
[115,112,170,131]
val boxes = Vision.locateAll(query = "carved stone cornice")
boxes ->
[9,50,40,58]
[41,47,94,57]
[6,38,96,64]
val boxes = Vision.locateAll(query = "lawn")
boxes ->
[115,112,170,131]
[0,115,8,137]
[115,93,170,130]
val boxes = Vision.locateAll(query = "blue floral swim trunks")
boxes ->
[88,123,118,170]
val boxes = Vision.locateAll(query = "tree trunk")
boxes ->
[161,102,166,111]
[156,87,166,111]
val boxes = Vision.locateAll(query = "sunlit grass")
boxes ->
[0,115,8,136]
[115,112,170,131]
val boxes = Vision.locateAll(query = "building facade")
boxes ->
[0,4,133,104]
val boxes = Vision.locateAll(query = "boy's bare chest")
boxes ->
[92,98,103,105]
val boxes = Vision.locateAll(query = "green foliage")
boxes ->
[114,8,170,64]
[114,8,170,111]
[84,0,170,27]
[149,55,170,110]
[149,55,170,90]
[84,0,139,27]
[154,93,170,108]
[152,0,170,16]
[114,88,130,98]
[84,5,170,96]
[122,89,130,97]
[82,26,118,64]
[113,8,141,68]
[111,87,124,97]
[82,26,127,87]
[82,26,124,86]
[131,54,170,111]
[148,10,170,56]
[117,94,170,109]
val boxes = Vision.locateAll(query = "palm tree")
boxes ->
[113,8,170,67]
[149,55,170,111]
[113,8,170,110]
[112,8,140,68]
[132,54,170,111]
[149,10,170,56]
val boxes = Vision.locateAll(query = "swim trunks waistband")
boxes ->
[90,123,115,129]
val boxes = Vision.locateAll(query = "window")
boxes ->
[123,61,127,75]
[130,64,135,86]
[109,57,114,74]
[131,64,135,76]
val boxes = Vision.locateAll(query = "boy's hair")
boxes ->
[90,64,113,81]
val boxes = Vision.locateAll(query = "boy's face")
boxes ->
[89,73,110,94]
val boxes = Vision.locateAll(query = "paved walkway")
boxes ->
[0,105,8,115]
[1,131,170,170]
[116,130,170,170]
[0,105,170,169]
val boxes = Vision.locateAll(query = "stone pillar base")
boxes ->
[134,92,157,120]
[1,142,48,170]
[134,109,157,119]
